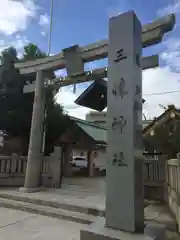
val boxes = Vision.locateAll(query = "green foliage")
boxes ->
[0,47,18,65]
[45,101,71,154]
[0,43,69,154]
[0,46,31,138]
[23,43,46,61]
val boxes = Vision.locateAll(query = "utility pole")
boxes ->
[42,0,54,153]
[47,0,54,56]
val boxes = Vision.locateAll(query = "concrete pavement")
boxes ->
[0,207,84,240]
[0,177,106,212]
[0,178,179,239]
[0,207,179,240]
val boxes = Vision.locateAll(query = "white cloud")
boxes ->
[39,13,50,36]
[157,0,180,27]
[142,0,180,119]
[107,7,123,18]
[56,66,180,120]
[143,66,180,119]
[55,69,67,77]
[41,31,46,37]
[57,54,180,120]
[56,85,91,119]
[0,0,38,35]
[157,0,180,16]
[56,45,180,120]
[107,2,125,18]
[56,1,180,120]
[39,13,50,27]
[0,36,29,55]
[160,37,180,72]
[55,61,102,119]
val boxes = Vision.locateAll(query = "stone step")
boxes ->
[0,192,105,217]
[0,197,103,225]
[0,192,177,232]
[0,192,150,216]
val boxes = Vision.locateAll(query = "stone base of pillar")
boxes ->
[80,219,167,240]
[19,187,44,193]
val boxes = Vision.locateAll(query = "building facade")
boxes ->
[86,111,151,128]
[86,111,107,127]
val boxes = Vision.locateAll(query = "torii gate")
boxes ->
[15,11,175,237]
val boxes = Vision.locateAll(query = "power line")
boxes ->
[144,90,180,96]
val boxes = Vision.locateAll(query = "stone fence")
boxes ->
[167,156,180,232]
[0,147,62,188]
[0,150,167,201]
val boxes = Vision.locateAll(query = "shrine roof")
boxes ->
[70,117,153,143]
[69,116,107,143]
[142,105,180,136]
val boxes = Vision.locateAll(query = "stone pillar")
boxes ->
[63,146,72,177]
[21,71,45,191]
[88,151,94,177]
[105,11,144,232]
[11,153,18,174]
[51,146,62,188]
[81,11,168,240]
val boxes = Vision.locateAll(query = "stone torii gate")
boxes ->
[15,11,175,239]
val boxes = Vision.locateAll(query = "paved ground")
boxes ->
[0,207,84,240]
[0,177,178,239]
[0,207,179,240]
[0,177,106,211]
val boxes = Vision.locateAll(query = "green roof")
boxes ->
[68,117,158,143]
[70,116,107,143]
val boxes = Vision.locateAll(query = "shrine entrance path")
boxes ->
[0,207,84,240]
[0,177,106,212]
[0,177,177,234]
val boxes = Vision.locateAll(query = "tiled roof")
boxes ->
[143,105,180,136]
[70,116,157,142]
[70,116,107,143]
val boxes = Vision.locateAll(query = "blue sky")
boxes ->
[17,0,177,54]
[0,0,180,119]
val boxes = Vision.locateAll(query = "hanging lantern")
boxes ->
[74,79,107,111]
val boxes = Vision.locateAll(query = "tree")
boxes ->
[0,47,18,65]
[23,43,46,61]
[0,43,70,155]
[45,100,71,154]
[0,47,30,135]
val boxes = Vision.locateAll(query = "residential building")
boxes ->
[86,111,152,128]
[86,111,107,126]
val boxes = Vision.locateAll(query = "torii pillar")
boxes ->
[20,45,85,192]
[20,71,46,191]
